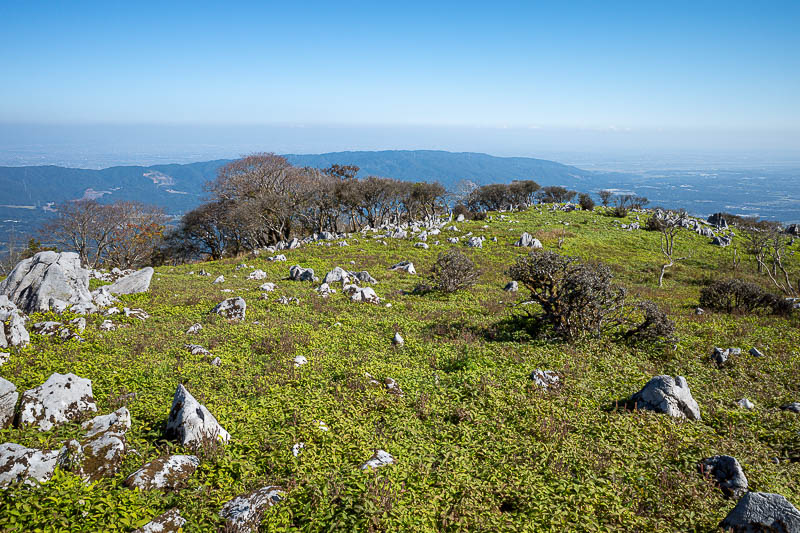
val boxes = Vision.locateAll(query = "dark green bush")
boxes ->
[699,278,793,315]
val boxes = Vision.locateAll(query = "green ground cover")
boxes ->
[1,206,798,531]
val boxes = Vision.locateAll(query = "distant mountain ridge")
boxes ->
[1,150,798,250]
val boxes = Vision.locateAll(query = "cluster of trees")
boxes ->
[166,153,448,260]
[41,200,168,269]
[463,182,583,212]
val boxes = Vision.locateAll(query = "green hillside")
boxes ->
[1,206,798,531]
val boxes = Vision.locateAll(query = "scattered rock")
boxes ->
[389,261,416,275]
[0,296,30,348]
[91,286,118,307]
[781,402,800,413]
[392,332,404,345]
[108,267,154,295]
[292,443,304,457]
[629,375,701,420]
[322,267,350,285]
[719,492,800,532]
[0,442,59,488]
[259,282,276,292]
[530,369,560,390]
[248,270,267,280]
[504,281,518,292]
[18,373,97,431]
[99,319,116,331]
[361,449,394,470]
[749,347,765,358]
[185,344,212,356]
[466,236,483,248]
[211,357,221,367]
[695,307,705,315]
[165,384,230,447]
[383,378,404,396]
[219,486,284,533]
[738,398,755,410]
[124,455,201,490]
[186,323,202,334]
[212,297,246,321]
[132,508,186,533]
[289,265,317,282]
[515,232,542,248]
[32,321,62,336]
[124,307,149,320]
[349,286,380,303]
[0,378,18,428]
[213,275,225,284]
[0,251,92,314]
[293,355,307,367]
[699,455,748,499]
[415,242,429,249]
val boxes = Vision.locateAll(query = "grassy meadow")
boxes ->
[1,206,798,532]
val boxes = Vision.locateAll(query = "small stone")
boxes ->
[186,323,202,334]
[737,398,755,410]
[213,275,225,284]
[530,369,560,390]
[504,281,518,292]
[392,332,404,345]
[629,375,701,420]
[132,508,186,533]
[749,347,765,357]
[211,297,246,321]
[361,449,394,470]
[293,355,307,367]
[699,455,748,499]
[292,443,304,457]
[781,402,800,413]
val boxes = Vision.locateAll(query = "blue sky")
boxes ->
[1,1,799,157]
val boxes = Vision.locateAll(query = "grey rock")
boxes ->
[82,407,131,439]
[185,344,211,356]
[515,232,542,248]
[629,375,701,420]
[322,267,350,285]
[749,347,765,357]
[220,486,284,533]
[212,297,246,321]
[0,378,17,428]
[108,267,154,295]
[392,332,404,345]
[466,236,483,248]
[504,281,518,292]
[720,492,800,532]
[247,270,267,280]
[738,398,755,410]
[32,321,62,336]
[349,286,379,303]
[0,296,30,348]
[289,265,317,282]
[781,402,800,413]
[351,271,377,284]
[699,455,748,498]
[0,442,59,488]
[415,242,429,249]
[259,282,276,292]
[18,373,97,431]
[186,323,202,334]
[91,286,119,307]
[165,384,230,447]
[0,251,91,314]
[132,508,187,533]
[389,261,416,275]
[124,455,200,490]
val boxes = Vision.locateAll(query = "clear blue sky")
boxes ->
[1,1,799,156]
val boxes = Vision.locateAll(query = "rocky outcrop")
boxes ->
[530,369,560,390]
[0,251,92,314]
[107,267,154,295]
[515,232,542,248]
[629,375,701,420]
[165,385,230,447]
[389,261,416,275]
[220,486,284,533]
[17,373,97,431]
[720,492,800,532]
[124,455,200,490]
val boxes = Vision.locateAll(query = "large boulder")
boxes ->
[132,508,186,533]
[124,455,200,490]
[211,297,246,321]
[0,378,18,428]
[17,373,97,431]
[322,267,351,285]
[629,375,701,420]
[165,384,230,447]
[0,443,59,488]
[107,267,154,295]
[720,492,800,532]
[220,486,284,533]
[0,251,91,314]
[699,455,748,499]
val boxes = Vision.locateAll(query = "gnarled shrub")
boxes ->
[426,249,480,293]
[509,250,674,342]
[699,279,792,315]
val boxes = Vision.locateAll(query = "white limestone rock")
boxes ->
[124,454,201,490]
[18,373,97,431]
[108,267,154,295]
[0,443,59,488]
[0,251,91,314]
[165,384,230,447]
